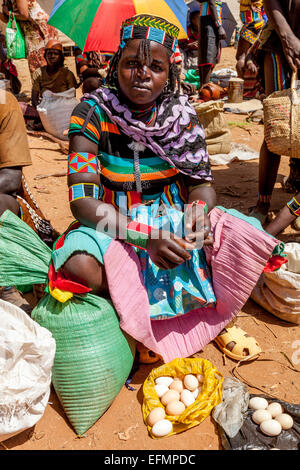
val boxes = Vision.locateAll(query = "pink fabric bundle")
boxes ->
[103,208,279,362]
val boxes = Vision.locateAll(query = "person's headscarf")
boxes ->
[82,14,212,182]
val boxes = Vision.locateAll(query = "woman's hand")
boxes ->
[146,229,195,270]
[218,26,226,41]
[250,1,261,12]
[184,204,214,246]
[281,32,300,71]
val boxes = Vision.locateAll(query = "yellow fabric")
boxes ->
[142,357,223,438]
[49,283,74,303]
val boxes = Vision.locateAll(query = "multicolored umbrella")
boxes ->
[48,0,188,53]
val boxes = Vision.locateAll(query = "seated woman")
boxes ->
[49,15,283,364]
[31,40,78,109]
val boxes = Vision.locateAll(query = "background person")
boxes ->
[250,0,300,224]
[196,0,226,87]
[31,39,77,109]
[2,0,58,79]
[0,89,57,311]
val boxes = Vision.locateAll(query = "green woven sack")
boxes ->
[32,294,135,435]
[0,211,136,435]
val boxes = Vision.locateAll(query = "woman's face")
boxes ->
[117,39,170,107]
[45,49,62,67]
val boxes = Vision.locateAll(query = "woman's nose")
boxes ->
[136,64,150,79]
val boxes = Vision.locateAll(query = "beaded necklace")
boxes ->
[130,102,157,126]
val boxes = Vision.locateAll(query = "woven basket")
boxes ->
[264,71,300,158]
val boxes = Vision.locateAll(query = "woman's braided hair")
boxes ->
[106,38,181,98]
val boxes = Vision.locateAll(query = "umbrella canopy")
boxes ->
[48,0,188,53]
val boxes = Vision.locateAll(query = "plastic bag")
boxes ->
[37,88,79,141]
[212,377,250,438]
[0,210,136,435]
[251,242,300,324]
[184,69,201,88]
[217,394,300,450]
[142,358,223,438]
[0,299,55,442]
[5,12,26,59]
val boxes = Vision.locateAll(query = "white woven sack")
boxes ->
[37,88,78,141]
[0,299,56,442]
[251,243,300,324]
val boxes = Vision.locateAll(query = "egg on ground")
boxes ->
[183,374,199,392]
[147,407,166,427]
[260,419,282,437]
[151,419,173,437]
[161,389,180,406]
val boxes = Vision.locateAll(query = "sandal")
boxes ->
[136,343,162,365]
[292,217,300,232]
[214,324,261,361]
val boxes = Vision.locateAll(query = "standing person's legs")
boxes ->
[251,52,283,221]
[198,16,218,87]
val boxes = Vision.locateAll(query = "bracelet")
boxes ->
[126,220,153,250]
[69,183,99,202]
[287,196,300,216]
[68,152,98,175]
[187,200,208,214]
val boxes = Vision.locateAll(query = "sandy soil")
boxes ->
[0,47,299,452]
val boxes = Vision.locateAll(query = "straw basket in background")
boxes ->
[264,70,300,158]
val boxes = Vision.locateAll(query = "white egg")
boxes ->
[248,397,268,410]
[267,402,284,418]
[252,409,272,425]
[151,419,173,437]
[275,413,294,430]
[192,387,201,399]
[155,384,169,398]
[147,407,166,427]
[260,419,282,437]
[161,390,180,406]
[169,379,184,393]
[165,400,186,416]
[183,374,199,391]
[181,389,195,407]
[155,376,174,387]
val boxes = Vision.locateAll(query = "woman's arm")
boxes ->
[207,0,226,40]
[264,0,300,70]
[265,193,300,236]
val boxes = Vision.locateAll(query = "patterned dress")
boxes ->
[52,96,217,320]
[12,0,58,77]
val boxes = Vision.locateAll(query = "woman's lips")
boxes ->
[132,85,151,91]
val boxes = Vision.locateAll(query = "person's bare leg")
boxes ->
[199,64,213,88]
[252,52,281,220]
[61,253,109,297]
[236,37,250,77]
[0,194,20,217]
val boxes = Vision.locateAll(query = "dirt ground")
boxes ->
[1,47,299,452]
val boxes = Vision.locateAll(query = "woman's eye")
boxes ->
[151,64,162,71]
[128,60,139,66]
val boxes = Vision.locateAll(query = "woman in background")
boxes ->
[2,0,58,78]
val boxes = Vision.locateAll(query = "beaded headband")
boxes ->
[120,15,179,53]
